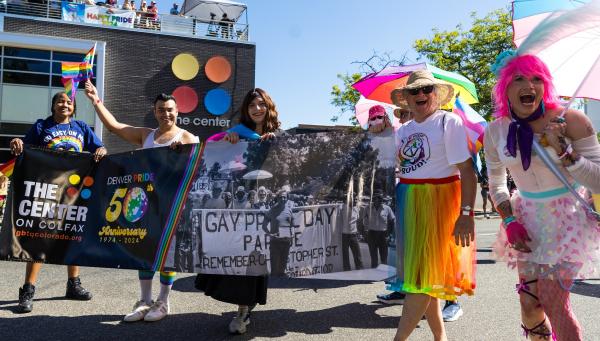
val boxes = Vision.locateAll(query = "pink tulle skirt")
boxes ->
[493,188,600,280]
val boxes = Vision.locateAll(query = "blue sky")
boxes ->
[162,1,511,128]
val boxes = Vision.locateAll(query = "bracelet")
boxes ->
[94,98,102,106]
[503,216,516,225]
[558,144,573,160]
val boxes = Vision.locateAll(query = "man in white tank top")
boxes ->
[84,80,198,323]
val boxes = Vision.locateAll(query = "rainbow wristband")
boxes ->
[503,216,516,225]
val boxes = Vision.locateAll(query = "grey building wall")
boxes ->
[3,16,255,153]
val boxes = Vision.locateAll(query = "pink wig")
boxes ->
[493,54,561,119]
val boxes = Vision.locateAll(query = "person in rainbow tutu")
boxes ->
[371,69,477,341]
[485,52,600,340]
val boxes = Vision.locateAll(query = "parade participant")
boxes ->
[377,108,412,305]
[10,92,107,313]
[485,53,600,340]
[84,80,198,322]
[197,87,281,334]
[374,70,477,340]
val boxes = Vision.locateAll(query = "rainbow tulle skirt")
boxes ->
[387,176,476,300]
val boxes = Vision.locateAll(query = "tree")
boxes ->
[330,8,512,123]
[330,73,363,124]
[413,8,512,119]
[330,52,407,124]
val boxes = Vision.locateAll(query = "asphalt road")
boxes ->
[1,216,599,341]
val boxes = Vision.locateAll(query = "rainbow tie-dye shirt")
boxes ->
[23,116,103,153]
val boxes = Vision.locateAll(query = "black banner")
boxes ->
[0,144,202,270]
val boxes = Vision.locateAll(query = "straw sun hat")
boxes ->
[390,70,454,109]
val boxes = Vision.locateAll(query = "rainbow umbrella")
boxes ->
[516,0,600,100]
[351,63,478,106]
[512,0,589,47]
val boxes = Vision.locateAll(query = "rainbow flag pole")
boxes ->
[61,43,96,102]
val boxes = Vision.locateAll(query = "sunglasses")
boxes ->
[369,115,385,121]
[407,85,434,96]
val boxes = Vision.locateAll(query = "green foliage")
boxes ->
[413,9,512,119]
[330,73,363,124]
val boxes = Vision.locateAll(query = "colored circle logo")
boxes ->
[66,187,79,198]
[205,56,232,83]
[122,187,148,223]
[171,53,200,81]
[69,174,81,185]
[172,85,198,114]
[204,88,231,116]
[81,188,92,199]
[83,176,94,187]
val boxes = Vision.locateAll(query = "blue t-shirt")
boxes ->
[23,116,104,153]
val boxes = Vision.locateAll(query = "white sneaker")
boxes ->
[228,307,250,334]
[442,301,463,322]
[123,300,152,322]
[144,299,170,322]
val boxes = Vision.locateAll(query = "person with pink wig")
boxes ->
[485,52,600,340]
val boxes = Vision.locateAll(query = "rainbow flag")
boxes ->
[61,77,80,102]
[452,96,487,173]
[81,44,96,79]
[0,158,16,178]
[60,43,96,101]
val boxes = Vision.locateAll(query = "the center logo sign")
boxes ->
[171,54,233,128]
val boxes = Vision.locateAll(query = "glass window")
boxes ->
[53,51,88,62]
[0,46,99,128]
[4,58,50,73]
[3,71,49,86]
[1,85,50,123]
[4,47,51,60]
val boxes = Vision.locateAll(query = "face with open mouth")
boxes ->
[248,95,268,126]
[405,85,438,117]
[507,74,544,118]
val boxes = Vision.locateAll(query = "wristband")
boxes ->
[461,205,474,217]
[503,216,516,225]
[94,98,102,106]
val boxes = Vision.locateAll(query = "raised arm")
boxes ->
[84,80,151,146]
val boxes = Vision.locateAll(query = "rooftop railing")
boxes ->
[0,0,249,41]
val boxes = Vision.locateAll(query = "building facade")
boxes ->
[0,9,255,162]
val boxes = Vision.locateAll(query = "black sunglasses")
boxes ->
[369,115,385,121]
[407,85,434,96]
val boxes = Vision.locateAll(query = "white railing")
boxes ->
[0,0,249,41]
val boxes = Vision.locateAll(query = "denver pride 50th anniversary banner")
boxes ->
[1,130,397,279]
